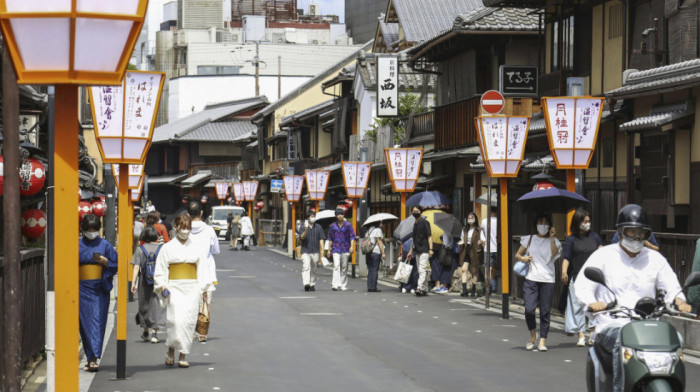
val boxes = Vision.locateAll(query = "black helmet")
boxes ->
[616,204,650,230]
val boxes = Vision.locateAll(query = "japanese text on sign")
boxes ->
[283,176,304,202]
[384,148,423,192]
[377,56,399,117]
[112,164,143,188]
[342,162,372,198]
[305,170,330,200]
[232,183,244,203]
[543,97,604,168]
[215,182,228,199]
[242,181,259,201]
[475,116,530,177]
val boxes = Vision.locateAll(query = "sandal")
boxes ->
[178,360,190,368]
[87,360,99,372]
[165,354,175,367]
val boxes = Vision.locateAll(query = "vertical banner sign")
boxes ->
[243,181,259,201]
[474,116,530,177]
[89,72,165,163]
[215,182,228,200]
[377,56,399,117]
[111,164,144,189]
[305,170,330,200]
[283,175,304,202]
[342,161,372,198]
[232,183,244,203]
[384,148,423,192]
[542,97,605,169]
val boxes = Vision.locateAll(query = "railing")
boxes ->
[434,96,480,150]
[409,110,434,139]
[259,219,283,246]
[189,162,240,180]
[0,249,46,372]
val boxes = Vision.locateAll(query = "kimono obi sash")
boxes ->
[79,264,103,280]
[169,263,197,280]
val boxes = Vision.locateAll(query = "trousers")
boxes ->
[301,253,319,286]
[332,252,349,289]
[523,279,555,338]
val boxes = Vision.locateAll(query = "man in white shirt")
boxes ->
[480,207,498,292]
[574,204,690,392]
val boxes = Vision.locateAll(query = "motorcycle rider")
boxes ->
[574,204,692,392]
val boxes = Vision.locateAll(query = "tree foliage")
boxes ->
[364,91,427,145]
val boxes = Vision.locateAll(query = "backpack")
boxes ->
[360,228,380,255]
[140,244,162,286]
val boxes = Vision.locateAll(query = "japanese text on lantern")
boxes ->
[243,181,258,201]
[232,183,244,203]
[215,182,228,199]
[124,73,160,138]
[93,85,124,135]
[543,97,604,168]
[283,176,304,202]
[377,56,399,117]
[384,148,423,192]
[342,162,372,198]
[305,170,330,200]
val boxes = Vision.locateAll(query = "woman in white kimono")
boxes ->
[154,213,213,368]
[239,214,255,250]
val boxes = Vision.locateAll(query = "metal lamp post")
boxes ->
[89,71,165,380]
[542,97,605,233]
[0,2,149,389]
[283,175,304,257]
[384,148,423,221]
[305,169,330,213]
[341,161,372,269]
[475,115,530,319]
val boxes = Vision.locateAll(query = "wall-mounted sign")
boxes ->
[377,56,399,117]
[499,65,538,97]
[270,179,283,193]
[342,161,372,198]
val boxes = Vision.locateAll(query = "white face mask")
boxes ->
[537,225,549,236]
[467,219,475,225]
[580,222,591,232]
[177,229,191,240]
[84,231,99,240]
[309,218,316,224]
[621,237,644,254]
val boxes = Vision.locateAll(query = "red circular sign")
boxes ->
[481,90,505,114]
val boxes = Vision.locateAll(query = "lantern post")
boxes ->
[384,148,423,221]
[0,2,150,388]
[232,182,244,209]
[243,180,259,235]
[542,97,605,234]
[112,164,146,295]
[90,71,165,379]
[214,182,228,206]
[283,176,304,258]
[341,161,372,269]
[475,114,531,319]
[305,170,330,214]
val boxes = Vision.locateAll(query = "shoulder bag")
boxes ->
[513,235,534,278]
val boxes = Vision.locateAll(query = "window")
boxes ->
[608,4,623,39]
[272,141,286,161]
[552,16,575,70]
[197,65,242,75]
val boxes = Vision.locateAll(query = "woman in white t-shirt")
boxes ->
[514,213,562,352]
[365,222,386,292]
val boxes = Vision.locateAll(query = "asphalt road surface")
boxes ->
[88,246,700,392]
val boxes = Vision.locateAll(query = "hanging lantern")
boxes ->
[78,200,92,220]
[535,181,555,191]
[91,199,106,217]
[256,200,264,210]
[21,208,46,239]
[19,158,46,196]
[201,194,209,205]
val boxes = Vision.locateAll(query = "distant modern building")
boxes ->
[345,0,386,44]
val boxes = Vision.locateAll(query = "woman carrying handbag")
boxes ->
[458,212,485,297]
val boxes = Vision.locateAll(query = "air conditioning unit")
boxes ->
[176,31,187,47]
[272,32,286,44]
[230,33,240,43]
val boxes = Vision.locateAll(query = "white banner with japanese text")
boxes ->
[342,161,372,198]
[384,148,423,192]
[377,56,399,117]
[305,170,330,200]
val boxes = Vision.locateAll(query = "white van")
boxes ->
[208,206,246,240]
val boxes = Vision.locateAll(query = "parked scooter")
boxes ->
[584,267,700,392]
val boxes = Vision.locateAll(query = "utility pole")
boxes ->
[278,55,281,100]
[255,41,260,96]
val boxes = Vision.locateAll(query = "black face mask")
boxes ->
[412,212,421,218]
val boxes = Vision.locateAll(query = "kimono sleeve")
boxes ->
[153,245,169,294]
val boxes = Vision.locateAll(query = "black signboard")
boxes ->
[499,65,538,97]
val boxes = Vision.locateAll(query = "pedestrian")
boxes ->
[133,213,144,253]
[561,208,602,347]
[145,211,170,244]
[365,220,386,292]
[514,213,561,352]
[297,212,325,291]
[130,226,166,344]
[239,213,254,250]
[78,214,118,372]
[481,207,499,292]
[406,206,433,296]
[188,201,220,342]
[459,212,485,297]
[154,213,214,368]
[327,208,356,291]
[229,214,241,250]
[399,237,419,294]
[431,232,455,294]
[147,199,156,213]
[688,238,700,314]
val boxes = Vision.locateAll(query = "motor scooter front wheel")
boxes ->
[643,378,674,392]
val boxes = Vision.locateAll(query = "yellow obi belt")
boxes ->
[79,264,103,280]
[169,263,197,280]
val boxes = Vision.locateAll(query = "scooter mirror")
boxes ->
[584,267,608,287]
[684,271,700,288]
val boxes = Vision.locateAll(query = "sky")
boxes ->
[297,0,345,22]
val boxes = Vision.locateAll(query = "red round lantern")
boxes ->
[256,201,264,209]
[91,200,105,217]
[21,209,46,239]
[78,200,93,220]
[534,181,555,191]
[19,158,46,196]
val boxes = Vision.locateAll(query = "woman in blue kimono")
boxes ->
[78,214,118,372]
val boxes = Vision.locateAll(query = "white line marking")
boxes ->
[227,275,256,278]
[216,269,235,272]
[564,360,572,363]
[451,322,458,325]
[491,325,517,328]
[433,316,439,319]
[476,330,482,333]
[204,353,210,356]
[483,99,503,105]
[502,339,509,342]
[300,313,343,316]
[417,310,423,313]
[450,308,480,311]
[209,367,215,370]
[280,296,317,299]
[404,305,409,308]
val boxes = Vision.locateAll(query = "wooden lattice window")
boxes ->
[608,4,623,39]
[639,133,668,200]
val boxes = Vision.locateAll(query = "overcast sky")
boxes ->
[297,0,345,22]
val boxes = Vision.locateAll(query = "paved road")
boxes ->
[88,246,700,391]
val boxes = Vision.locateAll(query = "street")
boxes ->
[85,246,700,392]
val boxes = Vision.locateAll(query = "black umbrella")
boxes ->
[433,212,463,238]
[392,215,416,241]
[517,187,590,213]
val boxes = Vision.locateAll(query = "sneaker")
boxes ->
[410,289,416,294]
[401,288,407,294]
[577,337,586,347]
[525,340,535,350]
[150,336,160,344]
[431,286,439,292]
[140,331,150,342]
[340,287,348,291]
[587,336,595,346]
[304,285,310,292]
[439,287,449,294]
[537,344,548,352]
[332,287,339,291]
[310,286,316,292]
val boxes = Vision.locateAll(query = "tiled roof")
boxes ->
[606,59,700,98]
[280,99,336,126]
[181,170,212,187]
[152,97,267,143]
[357,55,436,91]
[455,7,539,31]
[470,154,554,172]
[619,101,695,131]
[379,21,400,47]
[393,0,483,43]
[175,120,256,142]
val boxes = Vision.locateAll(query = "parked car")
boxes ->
[207,206,246,240]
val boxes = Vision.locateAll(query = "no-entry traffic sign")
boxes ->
[481,90,505,114]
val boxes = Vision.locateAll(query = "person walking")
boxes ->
[78,214,118,372]
[133,213,144,253]
[481,207,499,292]
[188,201,220,342]
[406,206,433,297]
[297,212,325,291]
[561,208,602,347]
[154,213,213,368]
[229,214,241,250]
[399,237,419,294]
[514,213,561,352]
[327,209,356,291]
[239,213,254,250]
[130,226,166,344]
[145,211,170,244]
[147,200,156,213]
[365,221,386,292]
[459,212,485,297]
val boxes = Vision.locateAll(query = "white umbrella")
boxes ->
[362,213,399,226]
[315,209,337,220]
